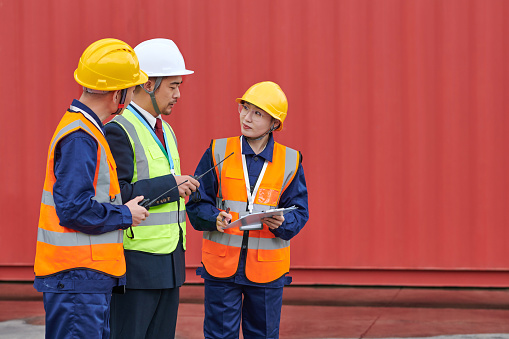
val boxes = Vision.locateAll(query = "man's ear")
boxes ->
[273,120,281,130]
[112,90,120,104]
[141,79,154,92]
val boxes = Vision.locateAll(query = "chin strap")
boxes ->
[113,88,128,115]
[140,77,164,116]
[245,122,278,141]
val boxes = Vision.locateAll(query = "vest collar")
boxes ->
[69,99,104,134]
[130,101,160,129]
[241,134,274,162]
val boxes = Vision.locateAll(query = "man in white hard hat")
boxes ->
[105,38,199,338]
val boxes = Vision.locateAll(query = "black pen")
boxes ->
[222,207,231,224]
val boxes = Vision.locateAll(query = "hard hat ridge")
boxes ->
[74,38,148,91]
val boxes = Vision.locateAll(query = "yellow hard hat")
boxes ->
[74,38,148,91]
[236,81,288,131]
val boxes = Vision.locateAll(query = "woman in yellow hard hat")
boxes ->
[186,81,309,338]
[34,38,150,338]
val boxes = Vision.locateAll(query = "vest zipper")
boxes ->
[238,230,249,275]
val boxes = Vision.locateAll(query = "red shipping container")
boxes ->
[1,0,508,286]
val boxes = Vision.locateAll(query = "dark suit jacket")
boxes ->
[105,111,185,289]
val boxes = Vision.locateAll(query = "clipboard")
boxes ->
[223,206,298,230]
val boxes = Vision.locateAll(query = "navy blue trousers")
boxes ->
[110,287,180,339]
[43,292,112,339]
[204,279,284,339]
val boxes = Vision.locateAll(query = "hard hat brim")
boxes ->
[236,97,284,131]
[75,69,148,91]
[146,69,194,77]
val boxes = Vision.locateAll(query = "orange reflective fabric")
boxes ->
[34,111,125,277]
[203,137,298,283]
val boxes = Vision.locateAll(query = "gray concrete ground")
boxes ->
[1,283,509,338]
[1,320,509,339]
[0,320,44,338]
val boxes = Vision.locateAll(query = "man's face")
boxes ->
[155,76,183,116]
[124,86,136,107]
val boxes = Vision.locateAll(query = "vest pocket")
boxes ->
[90,232,123,261]
[257,248,284,262]
[203,237,228,257]
[225,165,243,179]
[147,144,166,159]
[91,243,123,261]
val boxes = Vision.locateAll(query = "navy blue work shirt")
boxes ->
[34,100,131,293]
[186,134,309,288]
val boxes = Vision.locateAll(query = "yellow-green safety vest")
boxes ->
[109,107,186,253]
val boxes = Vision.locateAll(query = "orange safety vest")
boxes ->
[34,111,125,277]
[202,136,300,283]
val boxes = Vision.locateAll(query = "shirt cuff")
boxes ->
[119,205,133,229]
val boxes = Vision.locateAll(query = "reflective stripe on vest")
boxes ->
[202,136,299,283]
[38,228,123,246]
[137,210,186,226]
[203,231,289,250]
[110,108,186,254]
[213,138,228,199]
[34,111,125,278]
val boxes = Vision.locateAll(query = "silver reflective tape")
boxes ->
[203,231,221,244]
[50,117,113,204]
[203,231,289,250]
[112,115,150,180]
[162,120,178,149]
[50,120,82,151]
[137,210,186,227]
[282,147,298,191]
[37,228,122,246]
[253,204,275,213]
[70,107,104,134]
[203,232,242,247]
[215,197,225,210]
[89,230,123,245]
[222,200,274,214]
[213,138,228,199]
[93,143,111,203]
[256,237,290,250]
[50,118,99,152]
[41,190,55,206]
[38,228,85,246]
[111,193,122,206]
[253,204,276,212]
[222,200,246,213]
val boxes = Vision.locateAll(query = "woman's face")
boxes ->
[239,102,278,138]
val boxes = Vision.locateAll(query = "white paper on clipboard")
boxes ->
[223,206,298,230]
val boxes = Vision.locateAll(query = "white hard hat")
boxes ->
[134,38,194,77]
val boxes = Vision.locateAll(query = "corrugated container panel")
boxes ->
[0,0,508,286]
